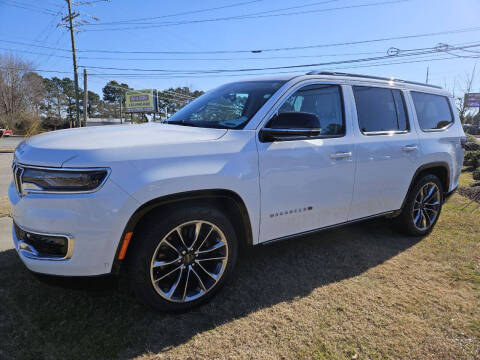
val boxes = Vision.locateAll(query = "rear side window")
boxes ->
[353,86,409,134]
[410,92,454,131]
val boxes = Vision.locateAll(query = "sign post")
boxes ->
[464,93,480,108]
[125,89,156,113]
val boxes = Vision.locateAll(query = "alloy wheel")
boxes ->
[150,220,229,303]
[412,182,441,231]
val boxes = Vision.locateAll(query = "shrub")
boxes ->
[464,151,480,169]
[473,169,480,181]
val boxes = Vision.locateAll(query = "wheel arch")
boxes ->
[400,161,450,211]
[111,189,253,273]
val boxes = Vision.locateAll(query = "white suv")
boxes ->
[10,71,465,311]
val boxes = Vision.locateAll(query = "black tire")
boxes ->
[127,203,238,312]
[395,174,444,236]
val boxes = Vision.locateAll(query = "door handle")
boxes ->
[330,151,352,160]
[402,145,418,152]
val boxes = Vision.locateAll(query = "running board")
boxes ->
[261,210,396,246]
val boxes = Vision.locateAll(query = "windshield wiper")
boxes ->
[165,120,197,127]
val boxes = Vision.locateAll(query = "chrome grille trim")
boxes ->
[13,222,75,261]
[12,162,24,196]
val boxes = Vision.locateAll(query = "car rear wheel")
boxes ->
[128,204,238,312]
[395,174,443,236]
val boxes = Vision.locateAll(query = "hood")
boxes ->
[15,123,227,167]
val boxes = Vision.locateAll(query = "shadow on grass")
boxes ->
[0,218,421,360]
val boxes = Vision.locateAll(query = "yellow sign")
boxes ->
[125,89,155,112]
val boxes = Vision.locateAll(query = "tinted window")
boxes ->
[275,84,344,136]
[353,86,409,133]
[411,92,453,130]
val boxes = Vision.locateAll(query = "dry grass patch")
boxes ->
[0,196,10,217]
[0,193,478,360]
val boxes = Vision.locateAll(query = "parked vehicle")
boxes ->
[10,71,465,311]
[0,129,13,137]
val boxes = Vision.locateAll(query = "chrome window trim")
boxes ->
[14,222,75,261]
[12,162,111,196]
[362,130,410,136]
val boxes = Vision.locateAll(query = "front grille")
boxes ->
[14,223,68,258]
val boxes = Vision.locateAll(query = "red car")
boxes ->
[0,129,13,137]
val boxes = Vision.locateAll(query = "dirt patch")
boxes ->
[458,186,480,204]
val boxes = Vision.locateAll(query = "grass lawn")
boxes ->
[0,177,478,359]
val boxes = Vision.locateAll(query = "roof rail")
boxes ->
[305,71,443,89]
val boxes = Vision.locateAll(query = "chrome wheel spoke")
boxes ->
[166,266,184,299]
[191,266,207,292]
[182,267,191,302]
[155,264,182,283]
[188,222,203,251]
[176,228,188,250]
[163,239,181,255]
[196,226,214,252]
[414,209,422,226]
[197,241,226,254]
[424,185,436,202]
[195,260,219,281]
[197,256,226,262]
[153,257,181,268]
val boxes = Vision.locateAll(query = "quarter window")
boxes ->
[353,86,409,134]
[411,92,454,131]
[274,84,345,136]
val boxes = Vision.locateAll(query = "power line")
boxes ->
[0,66,72,74]
[78,43,480,74]
[78,26,480,54]
[87,53,480,79]
[94,0,267,25]
[3,25,480,56]
[84,0,411,31]
[0,0,58,15]
[0,46,388,61]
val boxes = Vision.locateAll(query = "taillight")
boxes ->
[460,138,466,149]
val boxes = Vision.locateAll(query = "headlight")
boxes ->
[19,167,109,193]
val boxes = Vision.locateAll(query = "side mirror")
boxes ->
[259,112,321,142]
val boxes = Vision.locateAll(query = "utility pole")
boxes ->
[425,66,429,84]
[65,0,81,127]
[83,68,88,127]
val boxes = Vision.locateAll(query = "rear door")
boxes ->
[256,82,356,242]
[348,85,420,220]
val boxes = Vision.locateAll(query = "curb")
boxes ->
[0,149,14,153]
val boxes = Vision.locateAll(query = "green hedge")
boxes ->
[473,169,480,181]
[464,151,480,169]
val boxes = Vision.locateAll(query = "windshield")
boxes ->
[166,80,286,129]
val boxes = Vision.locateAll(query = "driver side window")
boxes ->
[273,84,345,136]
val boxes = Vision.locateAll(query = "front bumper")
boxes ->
[9,178,139,276]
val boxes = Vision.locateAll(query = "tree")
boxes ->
[43,77,65,121]
[455,64,477,124]
[0,54,44,132]
[61,77,76,126]
[102,80,130,117]
[157,87,204,119]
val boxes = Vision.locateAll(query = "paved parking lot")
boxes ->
[0,135,23,149]
[0,153,13,251]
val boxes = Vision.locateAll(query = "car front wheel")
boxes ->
[128,204,238,312]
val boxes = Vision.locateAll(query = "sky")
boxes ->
[0,0,479,97]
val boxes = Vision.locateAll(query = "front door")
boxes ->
[257,83,356,242]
